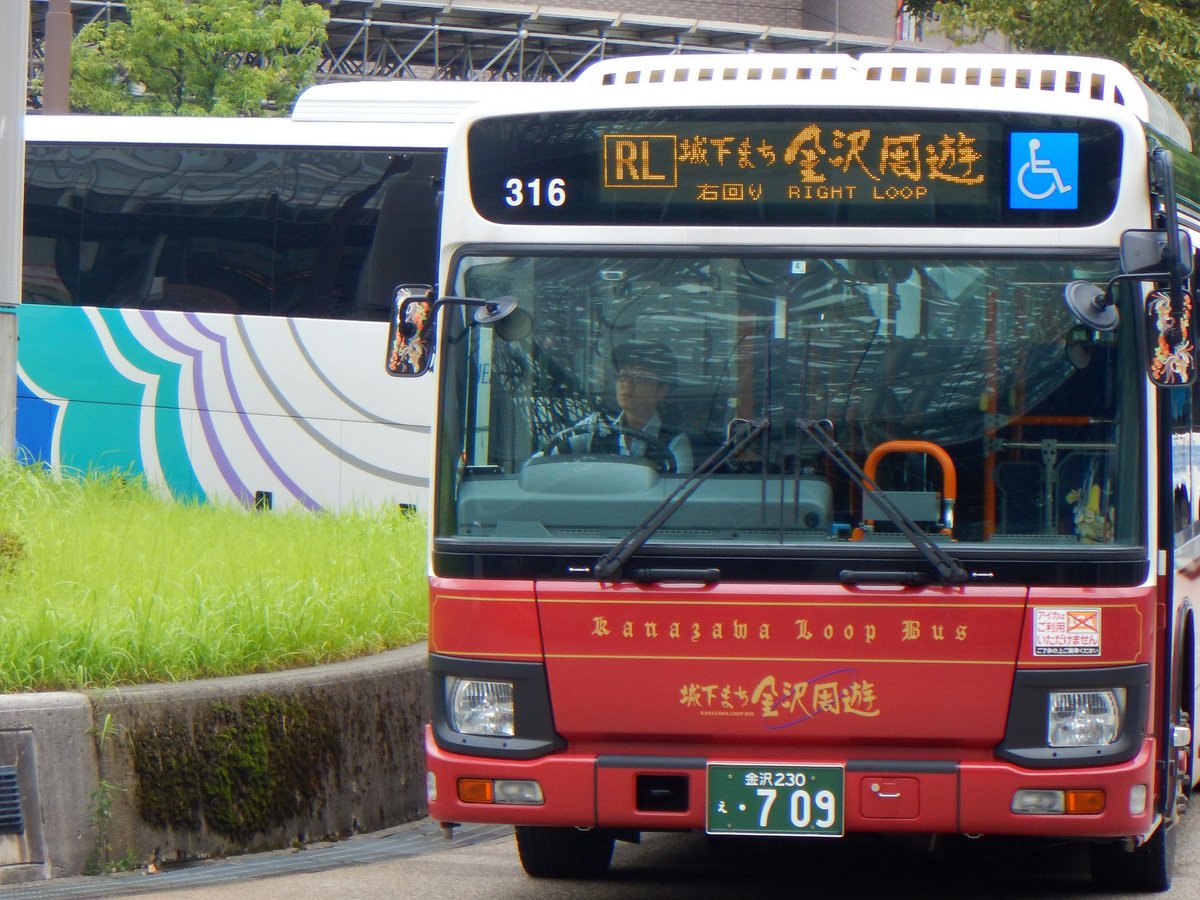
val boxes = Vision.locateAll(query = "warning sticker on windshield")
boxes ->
[1033,608,1101,656]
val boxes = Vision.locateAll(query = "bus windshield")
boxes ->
[437,252,1140,552]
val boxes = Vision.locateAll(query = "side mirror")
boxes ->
[386,284,436,377]
[1143,148,1196,387]
[1120,228,1193,279]
[1064,228,1195,338]
[1064,148,1198,387]
[384,285,523,378]
[1063,280,1119,332]
[1146,285,1196,387]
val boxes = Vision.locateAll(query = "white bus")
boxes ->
[397,53,1200,890]
[19,80,553,511]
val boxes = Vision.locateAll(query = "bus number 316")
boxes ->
[505,177,567,207]
[757,787,838,829]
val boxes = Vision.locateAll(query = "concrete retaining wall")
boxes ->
[0,643,429,883]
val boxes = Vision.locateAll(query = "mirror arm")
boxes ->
[437,295,518,324]
[388,289,521,377]
[402,294,517,330]
[1150,148,1189,287]
[1064,272,1160,332]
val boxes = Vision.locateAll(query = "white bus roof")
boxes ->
[291,79,563,124]
[577,52,1192,151]
[24,79,562,149]
[24,112,454,149]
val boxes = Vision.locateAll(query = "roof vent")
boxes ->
[858,53,1190,150]
[585,53,861,86]
[578,53,1190,151]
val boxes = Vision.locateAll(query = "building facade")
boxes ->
[29,0,1003,91]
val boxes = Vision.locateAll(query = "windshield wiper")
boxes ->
[592,417,769,582]
[797,418,975,585]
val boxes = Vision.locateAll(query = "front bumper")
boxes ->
[425,727,1159,839]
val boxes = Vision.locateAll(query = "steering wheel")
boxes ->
[541,422,675,473]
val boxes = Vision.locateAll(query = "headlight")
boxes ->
[447,677,515,736]
[1048,689,1124,747]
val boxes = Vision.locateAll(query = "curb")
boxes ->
[0,643,430,883]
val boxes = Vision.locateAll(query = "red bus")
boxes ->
[388,52,1200,891]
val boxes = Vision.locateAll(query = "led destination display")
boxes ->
[601,124,986,202]
[467,109,1122,227]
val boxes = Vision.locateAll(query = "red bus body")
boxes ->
[427,578,1161,839]
[403,52,1200,891]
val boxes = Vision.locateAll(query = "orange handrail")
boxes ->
[862,439,957,535]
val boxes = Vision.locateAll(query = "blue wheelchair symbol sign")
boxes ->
[1010,132,1079,210]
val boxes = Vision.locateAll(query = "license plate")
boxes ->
[706,763,844,836]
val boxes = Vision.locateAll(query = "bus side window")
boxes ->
[352,165,441,321]
[21,235,74,304]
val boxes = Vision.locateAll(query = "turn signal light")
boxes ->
[1065,790,1105,814]
[457,778,544,805]
[1012,788,1105,815]
[459,779,494,803]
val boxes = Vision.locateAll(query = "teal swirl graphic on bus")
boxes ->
[14,305,432,512]
[16,305,203,501]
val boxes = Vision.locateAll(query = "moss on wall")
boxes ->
[131,692,341,842]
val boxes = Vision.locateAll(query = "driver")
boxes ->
[553,341,694,473]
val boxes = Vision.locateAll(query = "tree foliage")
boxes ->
[903,0,1200,143]
[70,0,329,116]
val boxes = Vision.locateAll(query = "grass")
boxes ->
[0,461,428,692]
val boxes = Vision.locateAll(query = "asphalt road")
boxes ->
[4,814,1200,900]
